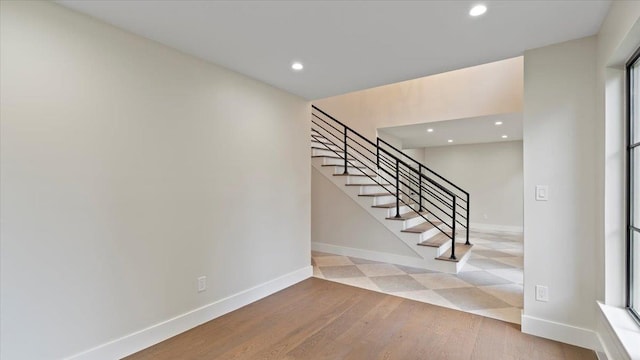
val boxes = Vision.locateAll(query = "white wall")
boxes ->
[315,57,523,139]
[522,36,599,347]
[0,2,310,359]
[420,141,523,230]
[402,148,425,165]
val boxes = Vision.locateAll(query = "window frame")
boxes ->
[626,46,640,325]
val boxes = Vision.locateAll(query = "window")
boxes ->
[627,47,640,323]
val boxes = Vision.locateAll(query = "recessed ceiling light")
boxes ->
[495,121,503,125]
[447,139,453,143]
[291,62,304,71]
[502,135,508,139]
[469,4,487,17]
[427,128,434,132]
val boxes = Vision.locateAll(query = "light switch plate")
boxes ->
[535,185,548,201]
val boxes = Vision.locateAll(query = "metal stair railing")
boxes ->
[311,105,471,259]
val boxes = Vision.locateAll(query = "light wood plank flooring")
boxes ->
[125,278,596,360]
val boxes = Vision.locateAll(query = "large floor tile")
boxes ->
[411,273,473,289]
[356,263,405,276]
[319,265,366,279]
[434,287,511,310]
[456,270,512,286]
[369,275,428,292]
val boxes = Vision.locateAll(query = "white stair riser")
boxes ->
[347,176,378,185]
[385,205,415,218]
[333,166,374,176]
[372,195,396,205]
[322,158,365,167]
[312,148,343,157]
[404,215,428,229]
[417,226,442,242]
[359,185,393,195]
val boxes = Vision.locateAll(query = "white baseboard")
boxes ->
[470,223,523,233]
[521,314,602,352]
[311,241,457,271]
[65,266,313,360]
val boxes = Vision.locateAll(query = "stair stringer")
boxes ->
[312,158,460,273]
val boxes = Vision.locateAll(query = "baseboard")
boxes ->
[312,242,431,269]
[65,266,313,360]
[521,314,603,352]
[470,223,523,233]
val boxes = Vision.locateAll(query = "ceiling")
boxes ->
[379,112,523,148]
[56,1,611,100]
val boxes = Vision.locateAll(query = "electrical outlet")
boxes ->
[197,276,207,292]
[535,285,549,302]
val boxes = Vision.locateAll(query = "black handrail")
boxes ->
[311,105,471,258]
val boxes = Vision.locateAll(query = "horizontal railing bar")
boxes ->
[313,106,377,148]
[314,107,457,199]
[378,137,469,197]
[377,155,469,225]
[376,147,456,198]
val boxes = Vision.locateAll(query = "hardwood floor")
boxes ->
[125,278,596,360]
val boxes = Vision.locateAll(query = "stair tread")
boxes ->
[333,173,369,177]
[312,155,357,160]
[418,231,453,247]
[372,201,416,208]
[358,192,394,197]
[345,183,392,187]
[321,164,366,169]
[436,243,474,262]
[386,211,428,221]
[402,221,442,233]
[311,146,343,152]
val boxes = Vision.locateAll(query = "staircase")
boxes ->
[311,105,473,273]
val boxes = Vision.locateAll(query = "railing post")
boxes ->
[395,158,401,218]
[418,164,423,212]
[465,194,471,245]
[376,138,380,169]
[450,196,457,260]
[343,127,348,175]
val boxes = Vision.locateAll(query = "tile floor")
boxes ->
[312,230,524,324]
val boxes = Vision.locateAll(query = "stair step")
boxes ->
[418,232,452,247]
[333,173,369,177]
[322,164,366,169]
[386,211,428,221]
[311,155,356,160]
[372,201,416,208]
[402,221,441,234]
[358,192,394,197]
[311,146,340,151]
[345,183,393,187]
[436,243,474,262]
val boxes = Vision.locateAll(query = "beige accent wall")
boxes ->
[0,1,310,359]
[314,57,523,139]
